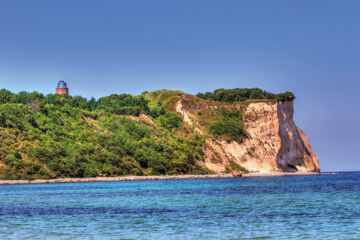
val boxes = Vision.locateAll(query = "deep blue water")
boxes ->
[0,172,360,239]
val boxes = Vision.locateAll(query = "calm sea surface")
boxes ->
[0,172,359,239]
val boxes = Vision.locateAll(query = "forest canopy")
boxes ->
[196,88,295,102]
[0,89,151,116]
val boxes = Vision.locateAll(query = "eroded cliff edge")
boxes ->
[174,94,320,174]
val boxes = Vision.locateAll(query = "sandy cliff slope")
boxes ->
[174,95,320,174]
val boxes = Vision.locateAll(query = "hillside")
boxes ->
[0,88,319,180]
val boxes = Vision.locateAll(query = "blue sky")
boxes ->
[1,0,359,171]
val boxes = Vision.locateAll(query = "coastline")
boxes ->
[0,172,324,185]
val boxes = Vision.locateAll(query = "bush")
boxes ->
[275,91,296,102]
[229,160,248,172]
[157,113,182,131]
[209,120,245,142]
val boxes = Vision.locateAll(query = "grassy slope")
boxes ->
[143,90,249,142]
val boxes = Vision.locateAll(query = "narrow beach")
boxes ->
[0,172,322,185]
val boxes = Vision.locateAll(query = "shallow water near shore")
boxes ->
[0,172,359,239]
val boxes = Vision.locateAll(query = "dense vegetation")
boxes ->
[0,89,209,180]
[0,87,295,180]
[0,89,151,116]
[208,109,246,142]
[196,88,295,102]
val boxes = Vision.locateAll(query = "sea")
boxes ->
[0,172,359,239]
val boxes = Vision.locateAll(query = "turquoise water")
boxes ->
[0,172,360,239]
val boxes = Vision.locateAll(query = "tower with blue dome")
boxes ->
[56,80,69,95]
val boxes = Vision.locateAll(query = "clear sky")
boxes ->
[1,0,359,172]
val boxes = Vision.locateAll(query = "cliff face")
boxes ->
[175,97,320,173]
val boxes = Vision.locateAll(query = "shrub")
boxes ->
[157,113,182,131]
[228,160,248,173]
[209,120,245,142]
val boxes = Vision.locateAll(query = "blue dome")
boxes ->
[57,80,68,88]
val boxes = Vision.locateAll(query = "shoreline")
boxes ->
[0,172,326,185]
